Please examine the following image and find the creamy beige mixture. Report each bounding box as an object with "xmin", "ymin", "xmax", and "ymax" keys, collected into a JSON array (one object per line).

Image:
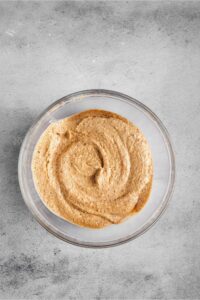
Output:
[{"xmin": 32, "ymin": 110, "xmax": 153, "ymax": 228}]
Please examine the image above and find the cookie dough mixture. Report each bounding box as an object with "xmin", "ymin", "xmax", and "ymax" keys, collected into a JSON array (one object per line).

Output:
[{"xmin": 32, "ymin": 110, "xmax": 153, "ymax": 228}]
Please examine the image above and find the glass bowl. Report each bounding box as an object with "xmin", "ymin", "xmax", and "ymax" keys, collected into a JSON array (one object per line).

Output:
[{"xmin": 18, "ymin": 90, "xmax": 175, "ymax": 248}]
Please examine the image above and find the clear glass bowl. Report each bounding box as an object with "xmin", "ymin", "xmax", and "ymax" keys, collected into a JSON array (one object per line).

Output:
[{"xmin": 18, "ymin": 90, "xmax": 175, "ymax": 248}]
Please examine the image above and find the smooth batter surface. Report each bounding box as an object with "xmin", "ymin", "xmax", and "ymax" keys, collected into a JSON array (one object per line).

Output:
[{"xmin": 32, "ymin": 110, "xmax": 153, "ymax": 228}]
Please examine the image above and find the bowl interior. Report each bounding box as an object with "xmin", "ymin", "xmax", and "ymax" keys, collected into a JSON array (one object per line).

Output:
[{"xmin": 19, "ymin": 91, "xmax": 174, "ymax": 247}]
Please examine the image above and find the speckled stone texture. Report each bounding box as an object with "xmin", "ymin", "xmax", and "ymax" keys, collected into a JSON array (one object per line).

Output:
[{"xmin": 0, "ymin": 1, "xmax": 200, "ymax": 299}]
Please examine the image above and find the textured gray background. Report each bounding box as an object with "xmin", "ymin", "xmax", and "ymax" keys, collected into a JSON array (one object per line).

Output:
[{"xmin": 0, "ymin": 1, "xmax": 200, "ymax": 299}]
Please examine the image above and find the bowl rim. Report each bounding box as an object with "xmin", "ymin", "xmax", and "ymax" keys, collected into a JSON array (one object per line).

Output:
[{"xmin": 18, "ymin": 89, "xmax": 176, "ymax": 248}]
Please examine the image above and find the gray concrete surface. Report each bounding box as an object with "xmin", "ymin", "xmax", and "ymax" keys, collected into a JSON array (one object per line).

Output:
[{"xmin": 0, "ymin": 1, "xmax": 200, "ymax": 299}]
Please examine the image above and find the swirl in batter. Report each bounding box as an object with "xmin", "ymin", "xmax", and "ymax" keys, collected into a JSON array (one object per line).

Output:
[{"xmin": 32, "ymin": 110, "xmax": 153, "ymax": 228}]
